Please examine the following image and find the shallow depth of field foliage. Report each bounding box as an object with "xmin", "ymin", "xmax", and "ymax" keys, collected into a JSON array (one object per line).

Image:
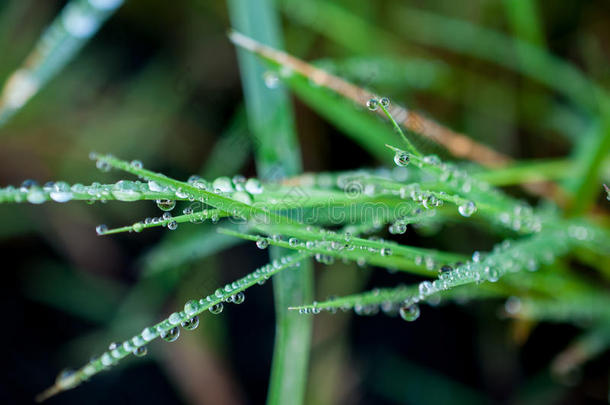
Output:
[{"xmin": 0, "ymin": 0, "xmax": 609, "ymax": 404}]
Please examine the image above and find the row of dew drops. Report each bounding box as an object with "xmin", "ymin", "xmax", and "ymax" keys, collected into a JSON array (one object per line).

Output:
[
  {"xmin": 67, "ymin": 253, "xmax": 305, "ymax": 386},
  {"xmin": 92, "ymin": 156, "xmax": 264, "ymax": 233},
  {"xmin": 292, "ymin": 226, "xmax": 588, "ymax": 323}
]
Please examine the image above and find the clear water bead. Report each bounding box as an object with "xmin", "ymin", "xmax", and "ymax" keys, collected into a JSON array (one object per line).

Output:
[
  {"xmin": 184, "ymin": 300, "xmax": 200, "ymax": 316},
  {"xmin": 133, "ymin": 346, "xmax": 147, "ymax": 357},
  {"xmin": 458, "ymin": 201, "xmax": 477, "ymax": 217},
  {"xmin": 245, "ymin": 178, "xmax": 263, "ymax": 194},
  {"xmin": 112, "ymin": 180, "xmax": 141, "ymax": 201},
  {"xmin": 380, "ymin": 97, "xmax": 390, "ymax": 107},
  {"xmin": 399, "ymin": 304, "xmax": 420, "ymax": 321},
  {"xmin": 181, "ymin": 316, "xmax": 199, "ymax": 331},
  {"xmin": 161, "ymin": 327, "xmax": 180, "ymax": 342},
  {"xmin": 366, "ymin": 98, "xmax": 379, "ymax": 111},
  {"xmin": 209, "ymin": 303, "xmax": 224, "ymax": 314},
  {"xmin": 394, "ymin": 151, "xmax": 410, "ymax": 167},
  {"xmin": 213, "ymin": 177, "xmax": 234, "ymax": 193},
  {"xmin": 156, "ymin": 199, "xmax": 176, "ymax": 211},
  {"xmin": 130, "ymin": 160, "xmax": 143, "ymax": 169},
  {"xmin": 232, "ymin": 292, "xmax": 245, "ymax": 304},
  {"xmin": 50, "ymin": 182, "xmax": 73, "ymax": 203},
  {"xmin": 256, "ymin": 237, "xmax": 269, "ymax": 249},
  {"xmin": 96, "ymin": 224, "xmax": 108, "ymax": 235}
]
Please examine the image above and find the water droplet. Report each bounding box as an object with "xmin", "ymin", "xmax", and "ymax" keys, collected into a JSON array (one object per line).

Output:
[
  {"xmin": 399, "ymin": 304, "xmax": 420, "ymax": 321},
  {"xmin": 156, "ymin": 199, "xmax": 176, "ymax": 211},
  {"xmin": 94, "ymin": 155, "xmax": 112, "ymax": 171},
  {"xmin": 132, "ymin": 222, "xmax": 144, "ymax": 232},
  {"xmin": 256, "ymin": 237, "xmax": 269, "ymax": 249},
  {"xmin": 381, "ymin": 247, "xmax": 392, "ymax": 256},
  {"xmin": 181, "ymin": 316, "xmax": 199, "ymax": 331},
  {"xmin": 439, "ymin": 265, "xmax": 452, "ymax": 274},
  {"xmin": 245, "ymin": 178, "xmax": 263, "ymax": 194},
  {"xmin": 49, "ymin": 182, "xmax": 73, "ymax": 203},
  {"xmin": 63, "ymin": 3, "xmax": 100, "ymax": 38},
  {"xmin": 366, "ymin": 98, "xmax": 379, "ymax": 111},
  {"xmin": 167, "ymin": 221, "xmax": 178, "ymax": 231},
  {"xmin": 142, "ymin": 327, "xmax": 156, "ymax": 341},
  {"xmin": 212, "ymin": 177, "xmax": 234, "ymax": 193},
  {"xmin": 458, "ymin": 201, "xmax": 477, "ymax": 217},
  {"xmin": 484, "ymin": 266, "xmax": 499, "ymax": 282},
  {"xmin": 380, "ymin": 97, "xmax": 390, "ymax": 107},
  {"xmin": 263, "ymin": 71, "xmax": 280, "ymax": 88},
  {"xmin": 393, "ymin": 151, "xmax": 410, "ymax": 167},
  {"xmin": 289, "ymin": 238, "xmax": 299, "ymax": 247},
  {"xmin": 112, "ymin": 180, "xmax": 141, "ymax": 201},
  {"xmin": 55, "ymin": 368, "xmax": 78, "ymax": 388},
  {"xmin": 96, "ymin": 224, "xmax": 108, "ymax": 235},
  {"xmin": 419, "ymin": 281, "xmax": 433, "ymax": 297},
  {"xmin": 184, "ymin": 300, "xmax": 200, "ymax": 316},
  {"xmin": 26, "ymin": 186, "xmax": 46, "ymax": 204},
  {"xmin": 161, "ymin": 327, "xmax": 180, "ymax": 342},
  {"xmin": 133, "ymin": 346, "xmax": 148, "ymax": 357},
  {"xmin": 209, "ymin": 303, "xmax": 224, "ymax": 314},
  {"xmin": 130, "ymin": 160, "xmax": 143, "ymax": 169},
  {"xmin": 232, "ymin": 191, "xmax": 252, "ymax": 205},
  {"xmin": 148, "ymin": 180, "xmax": 163, "ymax": 192},
  {"xmin": 232, "ymin": 291, "xmax": 245, "ymax": 304},
  {"xmin": 169, "ymin": 312, "xmax": 182, "ymax": 325}
]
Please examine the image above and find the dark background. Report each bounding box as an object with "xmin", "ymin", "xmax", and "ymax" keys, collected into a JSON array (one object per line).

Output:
[{"xmin": 0, "ymin": 0, "xmax": 609, "ymax": 404}]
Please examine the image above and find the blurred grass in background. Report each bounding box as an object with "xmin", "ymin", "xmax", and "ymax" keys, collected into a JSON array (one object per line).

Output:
[{"xmin": 0, "ymin": 0, "xmax": 609, "ymax": 404}]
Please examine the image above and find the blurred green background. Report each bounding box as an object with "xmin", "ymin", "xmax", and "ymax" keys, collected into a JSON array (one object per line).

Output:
[{"xmin": 0, "ymin": 0, "xmax": 609, "ymax": 404}]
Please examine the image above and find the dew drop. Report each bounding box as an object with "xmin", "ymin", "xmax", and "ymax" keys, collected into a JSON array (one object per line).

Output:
[
  {"xmin": 130, "ymin": 160, "xmax": 143, "ymax": 169},
  {"xmin": 26, "ymin": 186, "xmax": 46, "ymax": 204},
  {"xmin": 232, "ymin": 191, "xmax": 252, "ymax": 205},
  {"xmin": 169, "ymin": 312, "xmax": 182, "ymax": 325},
  {"xmin": 245, "ymin": 178, "xmax": 263, "ymax": 194},
  {"xmin": 380, "ymin": 97, "xmax": 390, "ymax": 107},
  {"xmin": 393, "ymin": 151, "xmax": 410, "ymax": 167},
  {"xmin": 419, "ymin": 281, "xmax": 433, "ymax": 297},
  {"xmin": 439, "ymin": 265, "xmax": 452, "ymax": 274},
  {"xmin": 263, "ymin": 71, "xmax": 280, "ymax": 89},
  {"xmin": 484, "ymin": 266, "xmax": 499, "ymax": 282},
  {"xmin": 148, "ymin": 180, "xmax": 163, "ymax": 192},
  {"xmin": 209, "ymin": 303, "xmax": 224, "ymax": 314},
  {"xmin": 49, "ymin": 182, "xmax": 73, "ymax": 203},
  {"xmin": 156, "ymin": 199, "xmax": 176, "ymax": 211},
  {"xmin": 213, "ymin": 177, "xmax": 234, "ymax": 193},
  {"xmin": 381, "ymin": 247, "xmax": 392, "ymax": 256},
  {"xmin": 184, "ymin": 300, "xmax": 200, "ymax": 316},
  {"xmin": 366, "ymin": 98, "xmax": 379, "ymax": 111},
  {"xmin": 96, "ymin": 224, "xmax": 108, "ymax": 235},
  {"xmin": 161, "ymin": 327, "xmax": 180, "ymax": 342},
  {"xmin": 96, "ymin": 159, "xmax": 111, "ymax": 172},
  {"xmin": 289, "ymin": 237, "xmax": 299, "ymax": 247},
  {"xmin": 458, "ymin": 201, "xmax": 477, "ymax": 217},
  {"xmin": 256, "ymin": 237, "xmax": 269, "ymax": 249},
  {"xmin": 55, "ymin": 369, "xmax": 77, "ymax": 388},
  {"xmin": 181, "ymin": 316, "xmax": 199, "ymax": 331},
  {"xmin": 399, "ymin": 304, "xmax": 420, "ymax": 322},
  {"xmin": 232, "ymin": 291, "xmax": 245, "ymax": 304},
  {"xmin": 133, "ymin": 346, "xmax": 148, "ymax": 357},
  {"xmin": 111, "ymin": 180, "xmax": 141, "ymax": 201}
]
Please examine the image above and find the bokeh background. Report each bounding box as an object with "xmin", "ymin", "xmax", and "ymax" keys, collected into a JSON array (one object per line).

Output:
[{"xmin": 1, "ymin": 0, "xmax": 609, "ymax": 404}]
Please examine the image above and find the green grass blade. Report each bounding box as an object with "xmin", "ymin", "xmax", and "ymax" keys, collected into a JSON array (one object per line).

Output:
[
  {"xmin": 36, "ymin": 251, "xmax": 311, "ymax": 401},
  {"xmin": 227, "ymin": 1, "xmax": 313, "ymax": 404},
  {"xmin": 0, "ymin": 0, "xmax": 123, "ymax": 126}
]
